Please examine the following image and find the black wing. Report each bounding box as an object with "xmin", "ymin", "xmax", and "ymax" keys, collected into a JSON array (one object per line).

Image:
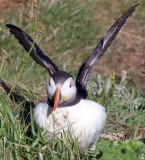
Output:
[
  {"xmin": 76, "ymin": 4, "xmax": 139, "ymax": 89},
  {"xmin": 6, "ymin": 24, "xmax": 59, "ymax": 75}
]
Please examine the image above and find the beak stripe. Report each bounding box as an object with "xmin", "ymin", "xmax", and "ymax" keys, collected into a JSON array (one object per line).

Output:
[{"xmin": 54, "ymin": 87, "xmax": 59, "ymax": 111}]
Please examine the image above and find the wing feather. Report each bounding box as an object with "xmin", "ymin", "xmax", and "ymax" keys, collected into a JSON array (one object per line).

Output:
[
  {"xmin": 6, "ymin": 24, "xmax": 59, "ymax": 75},
  {"xmin": 76, "ymin": 4, "xmax": 139, "ymax": 89}
]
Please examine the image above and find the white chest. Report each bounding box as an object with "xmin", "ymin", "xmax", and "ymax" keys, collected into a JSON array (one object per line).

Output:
[{"xmin": 33, "ymin": 99, "xmax": 107, "ymax": 150}]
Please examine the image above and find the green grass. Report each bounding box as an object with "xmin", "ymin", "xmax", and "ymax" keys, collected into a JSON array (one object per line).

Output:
[
  {"xmin": 0, "ymin": 0, "xmax": 145, "ymax": 159},
  {"xmin": 0, "ymin": 72, "xmax": 145, "ymax": 159}
]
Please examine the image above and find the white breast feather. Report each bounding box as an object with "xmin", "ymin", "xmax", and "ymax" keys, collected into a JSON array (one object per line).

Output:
[{"xmin": 33, "ymin": 99, "xmax": 107, "ymax": 151}]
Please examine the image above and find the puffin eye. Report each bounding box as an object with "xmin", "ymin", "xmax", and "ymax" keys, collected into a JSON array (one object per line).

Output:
[{"xmin": 69, "ymin": 83, "xmax": 72, "ymax": 88}]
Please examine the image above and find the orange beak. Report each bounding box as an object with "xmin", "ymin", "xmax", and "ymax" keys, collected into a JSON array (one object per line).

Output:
[{"xmin": 53, "ymin": 86, "xmax": 60, "ymax": 111}]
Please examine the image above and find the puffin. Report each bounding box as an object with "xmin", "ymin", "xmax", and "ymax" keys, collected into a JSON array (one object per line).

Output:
[{"xmin": 6, "ymin": 4, "xmax": 138, "ymax": 151}]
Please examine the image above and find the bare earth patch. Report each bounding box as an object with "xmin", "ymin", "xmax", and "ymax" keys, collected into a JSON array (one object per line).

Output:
[{"xmin": 0, "ymin": 0, "xmax": 22, "ymax": 17}]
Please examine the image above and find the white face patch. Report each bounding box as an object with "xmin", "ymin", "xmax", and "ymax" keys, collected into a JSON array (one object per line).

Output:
[
  {"xmin": 46, "ymin": 77, "xmax": 56, "ymax": 99},
  {"xmin": 46, "ymin": 76, "xmax": 77, "ymax": 104},
  {"xmin": 61, "ymin": 77, "xmax": 77, "ymax": 103}
]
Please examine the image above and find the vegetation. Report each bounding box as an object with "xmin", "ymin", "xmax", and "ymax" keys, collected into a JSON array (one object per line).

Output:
[{"xmin": 0, "ymin": 0, "xmax": 145, "ymax": 159}]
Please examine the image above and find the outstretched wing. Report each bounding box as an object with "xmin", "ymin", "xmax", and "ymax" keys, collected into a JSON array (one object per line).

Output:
[
  {"xmin": 6, "ymin": 24, "xmax": 59, "ymax": 75},
  {"xmin": 76, "ymin": 4, "xmax": 139, "ymax": 89}
]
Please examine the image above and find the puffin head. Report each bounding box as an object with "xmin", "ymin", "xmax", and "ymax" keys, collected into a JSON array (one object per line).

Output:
[{"xmin": 46, "ymin": 71, "xmax": 77, "ymax": 110}]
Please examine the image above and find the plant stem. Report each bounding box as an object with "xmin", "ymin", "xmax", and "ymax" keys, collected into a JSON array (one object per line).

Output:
[
  {"xmin": 0, "ymin": 59, "xmax": 5, "ymax": 76},
  {"xmin": 6, "ymin": 8, "xmax": 37, "ymax": 100}
]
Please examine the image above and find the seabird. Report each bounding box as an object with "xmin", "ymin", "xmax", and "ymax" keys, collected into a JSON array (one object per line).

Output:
[{"xmin": 6, "ymin": 4, "xmax": 139, "ymax": 151}]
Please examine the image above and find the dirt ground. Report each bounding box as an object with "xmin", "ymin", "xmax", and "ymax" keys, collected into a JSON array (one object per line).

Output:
[
  {"xmin": 0, "ymin": 0, "xmax": 145, "ymax": 91},
  {"xmin": 0, "ymin": 0, "xmax": 21, "ymax": 15}
]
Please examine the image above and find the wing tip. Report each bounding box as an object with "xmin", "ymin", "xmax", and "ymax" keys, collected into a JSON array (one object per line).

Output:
[
  {"xmin": 6, "ymin": 24, "xmax": 15, "ymax": 29},
  {"xmin": 127, "ymin": 3, "xmax": 140, "ymax": 14},
  {"xmin": 6, "ymin": 24, "xmax": 11, "ymax": 27},
  {"xmin": 133, "ymin": 3, "xmax": 140, "ymax": 8},
  {"xmin": 6, "ymin": 24, "xmax": 23, "ymax": 33}
]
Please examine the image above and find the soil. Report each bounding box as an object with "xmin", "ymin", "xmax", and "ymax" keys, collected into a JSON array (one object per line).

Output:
[{"xmin": 0, "ymin": 0, "xmax": 22, "ymax": 16}]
